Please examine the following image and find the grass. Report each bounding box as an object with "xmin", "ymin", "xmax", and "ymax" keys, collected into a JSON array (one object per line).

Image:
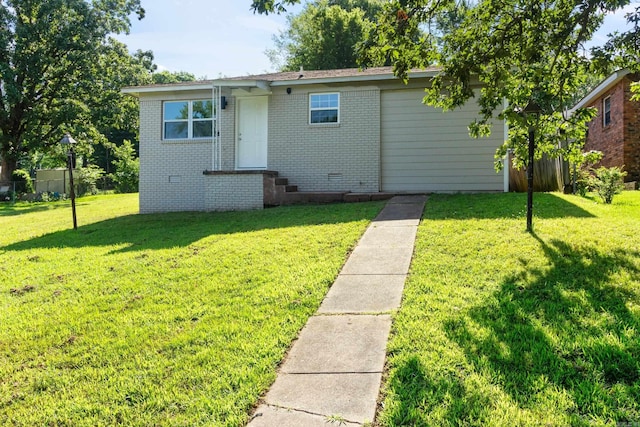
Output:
[
  {"xmin": 379, "ymin": 191, "xmax": 640, "ymax": 426},
  {"xmin": 0, "ymin": 194, "xmax": 385, "ymax": 426}
]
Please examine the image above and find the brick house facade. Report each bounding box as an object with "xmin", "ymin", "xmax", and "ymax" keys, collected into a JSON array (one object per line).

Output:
[
  {"xmin": 574, "ymin": 69, "xmax": 640, "ymax": 182},
  {"xmin": 123, "ymin": 67, "xmax": 508, "ymax": 213}
]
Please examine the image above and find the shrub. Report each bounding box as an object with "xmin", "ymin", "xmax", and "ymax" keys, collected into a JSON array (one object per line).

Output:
[
  {"xmin": 11, "ymin": 169, "xmax": 34, "ymax": 194},
  {"xmin": 75, "ymin": 165, "xmax": 105, "ymax": 196},
  {"xmin": 111, "ymin": 140, "xmax": 139, "ymax": 193},
  {"xmin": 575, "ymin": 168, "xmax": 593, "ymax": 197},
  {"xmin": 590, "ymin": 166, "xmax": 627, "ymax": 204}
]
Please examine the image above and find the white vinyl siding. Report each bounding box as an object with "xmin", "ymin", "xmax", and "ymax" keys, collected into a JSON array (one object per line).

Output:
[{"xmin": 381, "ymin": 89, "xmax": 503, "ymax": 192}]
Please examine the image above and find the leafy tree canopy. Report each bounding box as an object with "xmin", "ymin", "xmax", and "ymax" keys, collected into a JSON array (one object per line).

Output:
[
  {"xmin": 252, "ymin": 0, "xmax": 635, "ymax": 170},
  {"xmin": 267, "ymin": 0, "xmax": 386, "ymax": 71},
  {"xmin": 0, "ymin": 0, "xmax": 145, "ymax": 182},
  {"xmin": 151, "ymin": 70, "xmax": 197, "ymax": 84}
]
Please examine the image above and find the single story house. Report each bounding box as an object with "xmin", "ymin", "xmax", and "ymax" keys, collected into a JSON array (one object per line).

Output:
[
  {"xmin": 572, "ymin": 68, "xmax": 640, "ymax": 183},
  {"xmin": 122, "ymin": 67, "xmax": 509, "ymax": 213}
]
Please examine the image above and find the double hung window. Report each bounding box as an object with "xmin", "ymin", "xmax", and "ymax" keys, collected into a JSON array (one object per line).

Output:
[
  {"xmin": 603, "ymin": 96, "xmax": 611, "ymax": 127},
  {"xmin": 164, "ymin": 100, "xmax": 213, "ymax": 139},
  {"xmin": 309, "ymin": 93, "xmax": 339, "ymax": 124}
]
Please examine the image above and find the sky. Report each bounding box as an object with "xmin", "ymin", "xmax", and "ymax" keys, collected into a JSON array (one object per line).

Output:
[
  {"xmin": 115, "ymin": 0, "xmax": 638, "ymax": 79},
  {"xmin": 115, "ymin": 0, "xmax": 303, "ymax": 79}
]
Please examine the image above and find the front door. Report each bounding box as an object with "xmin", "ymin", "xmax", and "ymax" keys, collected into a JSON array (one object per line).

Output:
[{"xmin": 237, "ymin": 97, "xmax": 268, "ymax": 169}]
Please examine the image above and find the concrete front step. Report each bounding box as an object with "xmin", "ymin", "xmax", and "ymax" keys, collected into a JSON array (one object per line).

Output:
[
  {"xmin": 343, "ymin": 192, "xmax": 395, "ymax": 203},
  {"xmin": 274, "ymin": 177, "xmax": 288, "ymax": 186},
  {"xmin": 281, "ymin": 191, "xmax": 348, "ymax": 205}
]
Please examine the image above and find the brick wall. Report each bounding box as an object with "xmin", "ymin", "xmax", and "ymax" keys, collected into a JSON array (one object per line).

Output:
[
  {"xmin": 203, "ymin": 173, "xmax": 263, "ymax": 211},
  {"xmin": 268, "ymin": 87, "xmax": 380, "ymax": 192},
  {"xmin": 623, "ymin": 76, "xmax": 640, "ymax": 182},
  {"xmin": 584, "ymin": 75, "xmax": 640, "ymax": 182},
  {"xmin": 138, "ymin": 91, "xmax": 218, "ymax": 213}
]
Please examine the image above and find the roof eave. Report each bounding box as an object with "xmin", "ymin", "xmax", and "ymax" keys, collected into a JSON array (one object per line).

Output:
[
  {"xmin": 570, "ymin": 68, "xmax": 631, "ymax": 113},
  {"xmin": 121, "ymin": 80, "xmax": 271, "ymax": 96},
  {"xmin": 269, "ymin": 69, "xmax": 439, "ymax": 86}
]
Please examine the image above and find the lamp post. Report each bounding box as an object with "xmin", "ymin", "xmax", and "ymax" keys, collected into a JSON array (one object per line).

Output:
[
  {"xmin": 522, "ymin": 101, "xmax": 542, "ymax": 232},
  {"xmin": 60, "ymin": 134, "xmax": 78, "ymax": 230}
]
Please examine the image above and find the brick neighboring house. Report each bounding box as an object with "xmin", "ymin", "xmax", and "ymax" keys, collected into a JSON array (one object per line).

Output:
[
  {"xmin": 123, "ymin": 67, "xmax": 509, "ymax": 213},
  {"xmin": 573, "ymin": 69, "xmax": 640, "ymax": 183}
]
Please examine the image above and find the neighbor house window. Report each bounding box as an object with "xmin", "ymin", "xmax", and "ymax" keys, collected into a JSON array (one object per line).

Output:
[
  {"xmin": 164, "ymin": 100, "xmax": 213, "ymax": 139},
  {"xmin": 309, "ymin": 93, "xmax": 339, "ymax": 124},
  {"xmin": 603, "ymin": 96, "xmax": 611, "ymax": 127}
]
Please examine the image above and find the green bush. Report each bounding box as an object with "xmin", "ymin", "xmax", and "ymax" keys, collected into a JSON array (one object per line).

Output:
[
  {"xmin": 75, "ymin": 165, "xmax": 105, "ymax": 196},
  {"xmin": 11, "ymin": 169, "xmax": 34, "ymax": 194},
  {"xmin": 575, "ymin": 168, "xmax": 593, "ymax": 197},
  {"xmin": 111, "ymin": 140, "xmax": 139, "ymax": 193},
  {"xmin": 590, "ymin": 166, "xmax": 627, "ymax": 204}
]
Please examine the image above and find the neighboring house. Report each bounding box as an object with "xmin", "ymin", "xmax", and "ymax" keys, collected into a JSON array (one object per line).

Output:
[
  {"xmin": 122, "ymin": 67, "xmax": 508, "ymax": 213},
  {"xmin": 572, "ymin": 69, "xmax": 640, "ymax": 183}
]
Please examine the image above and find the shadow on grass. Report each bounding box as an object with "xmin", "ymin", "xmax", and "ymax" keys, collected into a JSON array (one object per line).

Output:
[
  {"xmin": 425, "ymin": 193, "xmax": 594, "ymax": 220},
  {"xmin": 385, "ymin": 234, "xmax": 640, "ymax": 424},
  {"xmin": 2, "ymin": 202, "xmax": 383, "ymax": 253},
  {"xmin": 442, "ymin": 234, "xmax": 640, "ymax": 421},
  {"xmin": 0, "ymin": 201, "xmax": 72, "ymax": 217}
]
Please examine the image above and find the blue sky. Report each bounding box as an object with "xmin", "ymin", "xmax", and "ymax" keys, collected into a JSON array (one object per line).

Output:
[{"xmin": 115, "ymin": 0, "xmax": 638, "ymax": 79}]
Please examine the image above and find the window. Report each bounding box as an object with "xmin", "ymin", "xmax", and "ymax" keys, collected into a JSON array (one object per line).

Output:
[
  {"xmin": 309, "ymin": 93, "xmax": 339, "ymax": 124},
  {"xmin": 164, "ymin": 100, "xmax": 213, "ymax": 139},
  {"xmin": 603, "ymin": 96, "xmax": 611, "ymax": 127}
]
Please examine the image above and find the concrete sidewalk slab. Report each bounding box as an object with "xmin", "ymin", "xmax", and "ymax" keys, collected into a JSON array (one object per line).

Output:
[
  {"xmin": 340, "ymin": 245, "xmax": 414, "ymax": 275},
  {"xmin": 374, "ymin": 203, "xmax": 425, "ymax": 223},
  {"xmin": 388, "ymin": 195, "xmax": 428, "ymax": 204},
  {"xmin": 247, "ymin": 195, "xmax": 427, "ymax": 426},
  {"xmin": 319, "ymin": 275, "xmax": 406, "ymax": 314},
  {"xmin": 357, "ymin": 225, "xmax": 417, "ymax": 248},
  {"xmin": 249, "ymin": 405, "xmax": 360, "ymax": 427},
  {"xmin": 281, "ymin": 315, "xmax": 391, "ymax": 373},
  {"xmin": 262, "ymin": 372, "xmax": 381, "ymax": 423}
]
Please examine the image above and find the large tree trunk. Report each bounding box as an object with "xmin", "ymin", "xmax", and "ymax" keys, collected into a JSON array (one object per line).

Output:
[{"xmin": 0, "ymin": 157, "xmax": 18, "ymax": 184}]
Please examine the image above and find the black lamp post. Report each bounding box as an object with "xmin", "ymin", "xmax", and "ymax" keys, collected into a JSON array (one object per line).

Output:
[
  {"xmin": 522, "ymin": 101, "xmax": 542, "ymax": 232},
  {"xmin": 60, "ymin": 134, "xmax": 78, "ymax": 230}
]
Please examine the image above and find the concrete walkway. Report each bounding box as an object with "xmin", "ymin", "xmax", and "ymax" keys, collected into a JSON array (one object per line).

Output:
[{"xmin": 248, "ymin": 195, "xmax": 427, "ymax": 427}]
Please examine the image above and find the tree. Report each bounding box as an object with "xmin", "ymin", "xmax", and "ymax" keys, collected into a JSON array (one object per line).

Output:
[
  {"xmin": 267, "ymin": 0, "xmax": 385, "ymax": 71},
  {"xmin": 111, "ymin": 140, "xmax": 139, "ymax": 193},
  {"xmin": 151, "ymin": 70, "xmax": 197, "ymax": 84},
  {"xmin": 0, "ymin": 0, "xmax": 145, "ymax": 183},
  {"xmin": 254, "ymin": 0, "xmax": 631, "ymax": 230}
]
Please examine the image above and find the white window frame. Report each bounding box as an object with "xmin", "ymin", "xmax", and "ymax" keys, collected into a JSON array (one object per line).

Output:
[
  {"xmin": 163, "ymin": 100, "xmax": 214, "ymax": 140},
  {"xmin": 603, "ymin": 96, "xmax": 611, "ymax": 127},
  {"xmin": 309, "ymin": 92, "xmax": 340, "ymax": 125}
]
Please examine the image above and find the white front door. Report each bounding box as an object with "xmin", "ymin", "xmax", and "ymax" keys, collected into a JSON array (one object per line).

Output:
[{"xmin": 237, "ymin": 97, "xmax": 268, "ymax": 169}]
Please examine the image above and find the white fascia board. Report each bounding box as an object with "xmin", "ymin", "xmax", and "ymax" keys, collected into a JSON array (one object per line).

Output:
[
  {"xmin": 121, "ymin": 80, "xmax": 271, "ymax": 96},
  {"xmin": 122, "ymin": 83, "xmax": 215, "ymax": 96},
  {"xmin": 569, "ymin": 69, "xmax": 631, "ymax": 114},
  {"xmin": 269, "ymin": 70, "xmax": 440, "ymax": 87}
]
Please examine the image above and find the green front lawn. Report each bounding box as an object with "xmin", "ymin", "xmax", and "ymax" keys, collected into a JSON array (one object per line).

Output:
[
  {"xmin": 380, "ymin": 192, "xmax": 640, "ymax": 426},
  {"xmin": 0, "ymin": 194, "xmax": 384, "ymax": 426}
]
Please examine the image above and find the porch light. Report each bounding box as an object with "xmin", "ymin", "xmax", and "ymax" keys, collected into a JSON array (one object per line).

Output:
[{"xmin": 60, "ymin": 133, "xmax": 78, "ymax": 230}]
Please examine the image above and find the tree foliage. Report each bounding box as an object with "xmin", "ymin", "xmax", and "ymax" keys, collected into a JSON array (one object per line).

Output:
[
  {"xmin": 267, "ymin": 0, "xmax": 385, "ymax": 71},
  {"xmin": 111, "ymin": 140, "xmax": 139, "ymax": 193},
  {"xmin": 0, "ymin": 0, "xmax": 146, "ymax": 182},
  {"xmin": 591, "ymin": 5, "xmax": 639, "ymax": 73},
  {"xmin": 252, "ymin": 0, "xmax": 633, "ymax": 171},
  {"xmin": 151, "ymin": 70, "xmax": 197, "ymax": 84}
]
